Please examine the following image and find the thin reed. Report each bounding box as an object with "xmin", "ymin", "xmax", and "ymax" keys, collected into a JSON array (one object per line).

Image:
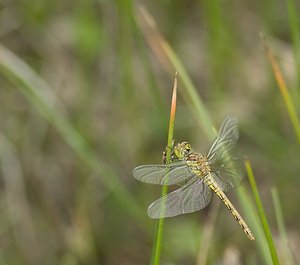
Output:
[
  {"xmin": 245, "ymin": 160, "xmax": 280, "ymax": 265},
  {"xmin": 151, "ymin": 73, "xmax": 178, "ymax": 265}
]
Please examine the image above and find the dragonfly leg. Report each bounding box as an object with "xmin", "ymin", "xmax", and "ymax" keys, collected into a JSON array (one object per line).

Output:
[{"xmin": 162, "ymin": 139, "xmax": 175, "ymax": 163}]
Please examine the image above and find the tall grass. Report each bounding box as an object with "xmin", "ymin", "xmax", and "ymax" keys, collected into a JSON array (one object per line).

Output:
[{"xmin": 0, "ymin": 1, "xmax": 298, "ymax": 264}]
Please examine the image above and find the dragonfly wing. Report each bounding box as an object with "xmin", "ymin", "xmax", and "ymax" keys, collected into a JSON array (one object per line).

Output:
[
  {"xmin": 207, "ymin": 116, "xmax": 239, "ymax": 163},
  {"xmin": 207, "ymin": 117, "xmax": 243, "ymax": 191},
  {"xmin": 133, "ymin": 160, "xmax": 194, "ymax": 185},
  {"xmin": 147, "ymin": 177, "xmax": 212, "ymax": 218},
  {"xmin": 210, "ymin": 157, "xmax": 244, "ymax": 191}
]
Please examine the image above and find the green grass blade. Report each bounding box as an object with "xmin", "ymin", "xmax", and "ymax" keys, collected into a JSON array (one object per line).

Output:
[
  {"xmin": 271, "ymin": 187, "xmax": 296, "ymax": 265},
  {"xmin": 151, "ymin": 73, "xmax": 178, "ymax": 265},
  {"xmin": 237, "ymin": 186, "xmax": 273, "ymax": 265},
  {"xmin": 245, "ymin": 160, "xmax": 280, "ymax": 265},
  {"xmin": 0, "ymin": 44, "xmax": 144, "ymax": 222}
]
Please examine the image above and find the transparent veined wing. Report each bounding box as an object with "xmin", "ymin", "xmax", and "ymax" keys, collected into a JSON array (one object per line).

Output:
[
  {"xmin": 210, "ymin": 157, "xmax": 244, "ymax": 192},
  {"xmin": 207, "ymin": 116, "xmax": 239, "ymax": 163},
  {"xmin": 132, "ymin": 160, "xmax": 194, "ymax": 185},
  {"xmin": 147, "ymin": 177, "xmax": 212, "ymax": 218}
]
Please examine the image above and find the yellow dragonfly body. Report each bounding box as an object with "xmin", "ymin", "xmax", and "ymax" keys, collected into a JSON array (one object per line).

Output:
[{"xmin": 133, "ymin": 116, "xmax": 255, "ymax": 240}]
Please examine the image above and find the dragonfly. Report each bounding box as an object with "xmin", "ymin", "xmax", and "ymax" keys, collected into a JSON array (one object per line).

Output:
[{"xmin": 133, "ymin": 116, "xmax": 255, "ymax": 240}]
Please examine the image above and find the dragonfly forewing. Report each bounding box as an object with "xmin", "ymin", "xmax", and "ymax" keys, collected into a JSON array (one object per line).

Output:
[
  {"xmin": 207, "ymin": 116, "xmax": 239, "ymax": 163},
  {"xmin": 147, "ymin": 177, "xmax": 212, "ymax": 218},
  {"xmin": 132, "ymin": 160, "xmax": 194, "ymax": 185}
]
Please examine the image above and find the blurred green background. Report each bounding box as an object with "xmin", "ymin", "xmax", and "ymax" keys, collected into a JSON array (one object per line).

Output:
[{"xmin": 0, "ymin": 0, "xmax": 299, "ymax": 264}]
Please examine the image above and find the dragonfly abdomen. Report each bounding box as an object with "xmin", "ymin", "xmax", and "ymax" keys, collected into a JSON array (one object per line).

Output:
[{"xmin": 204, "ymin": 174, "xmax": 255, "ymax": 240}]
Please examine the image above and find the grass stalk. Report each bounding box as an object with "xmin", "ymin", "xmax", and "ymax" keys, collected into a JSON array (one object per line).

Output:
[
  {"xmin": 245, "ymin": 160, "xmax": 280, "ymax": 265},
  {"xmin": 271, "ymin": 187, "xmax": 295, "ymax": 265},
  {"xmin": 237, "ymin": 186, "xmax": 273, "ymax": 264},
  {"xmin": 151, "ymin": 73, "xmax": 178, "ymax": 265},
  {"xmin": 261, "ymin": 35, "xmax": 300, "ymax": 144}
]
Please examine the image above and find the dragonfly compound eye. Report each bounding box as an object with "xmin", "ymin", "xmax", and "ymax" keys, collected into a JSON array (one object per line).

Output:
[
  {"xmin": 185, "ymin": 143, "xmax": 191, "ymax": 150},
  {"xmin": 184, "ymin": 143, "xmax": 191, "ymax": 154}
]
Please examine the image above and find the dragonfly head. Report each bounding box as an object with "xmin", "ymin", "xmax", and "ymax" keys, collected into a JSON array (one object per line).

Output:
[{"xmin": 174, "ymin": 141, "xmax": 192, "ymax": 159}]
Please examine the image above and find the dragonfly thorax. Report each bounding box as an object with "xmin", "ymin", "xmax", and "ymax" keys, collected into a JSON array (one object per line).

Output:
[{"xmin": 186, "ymin": 153, "xmax": 211, "ymax": 177}]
